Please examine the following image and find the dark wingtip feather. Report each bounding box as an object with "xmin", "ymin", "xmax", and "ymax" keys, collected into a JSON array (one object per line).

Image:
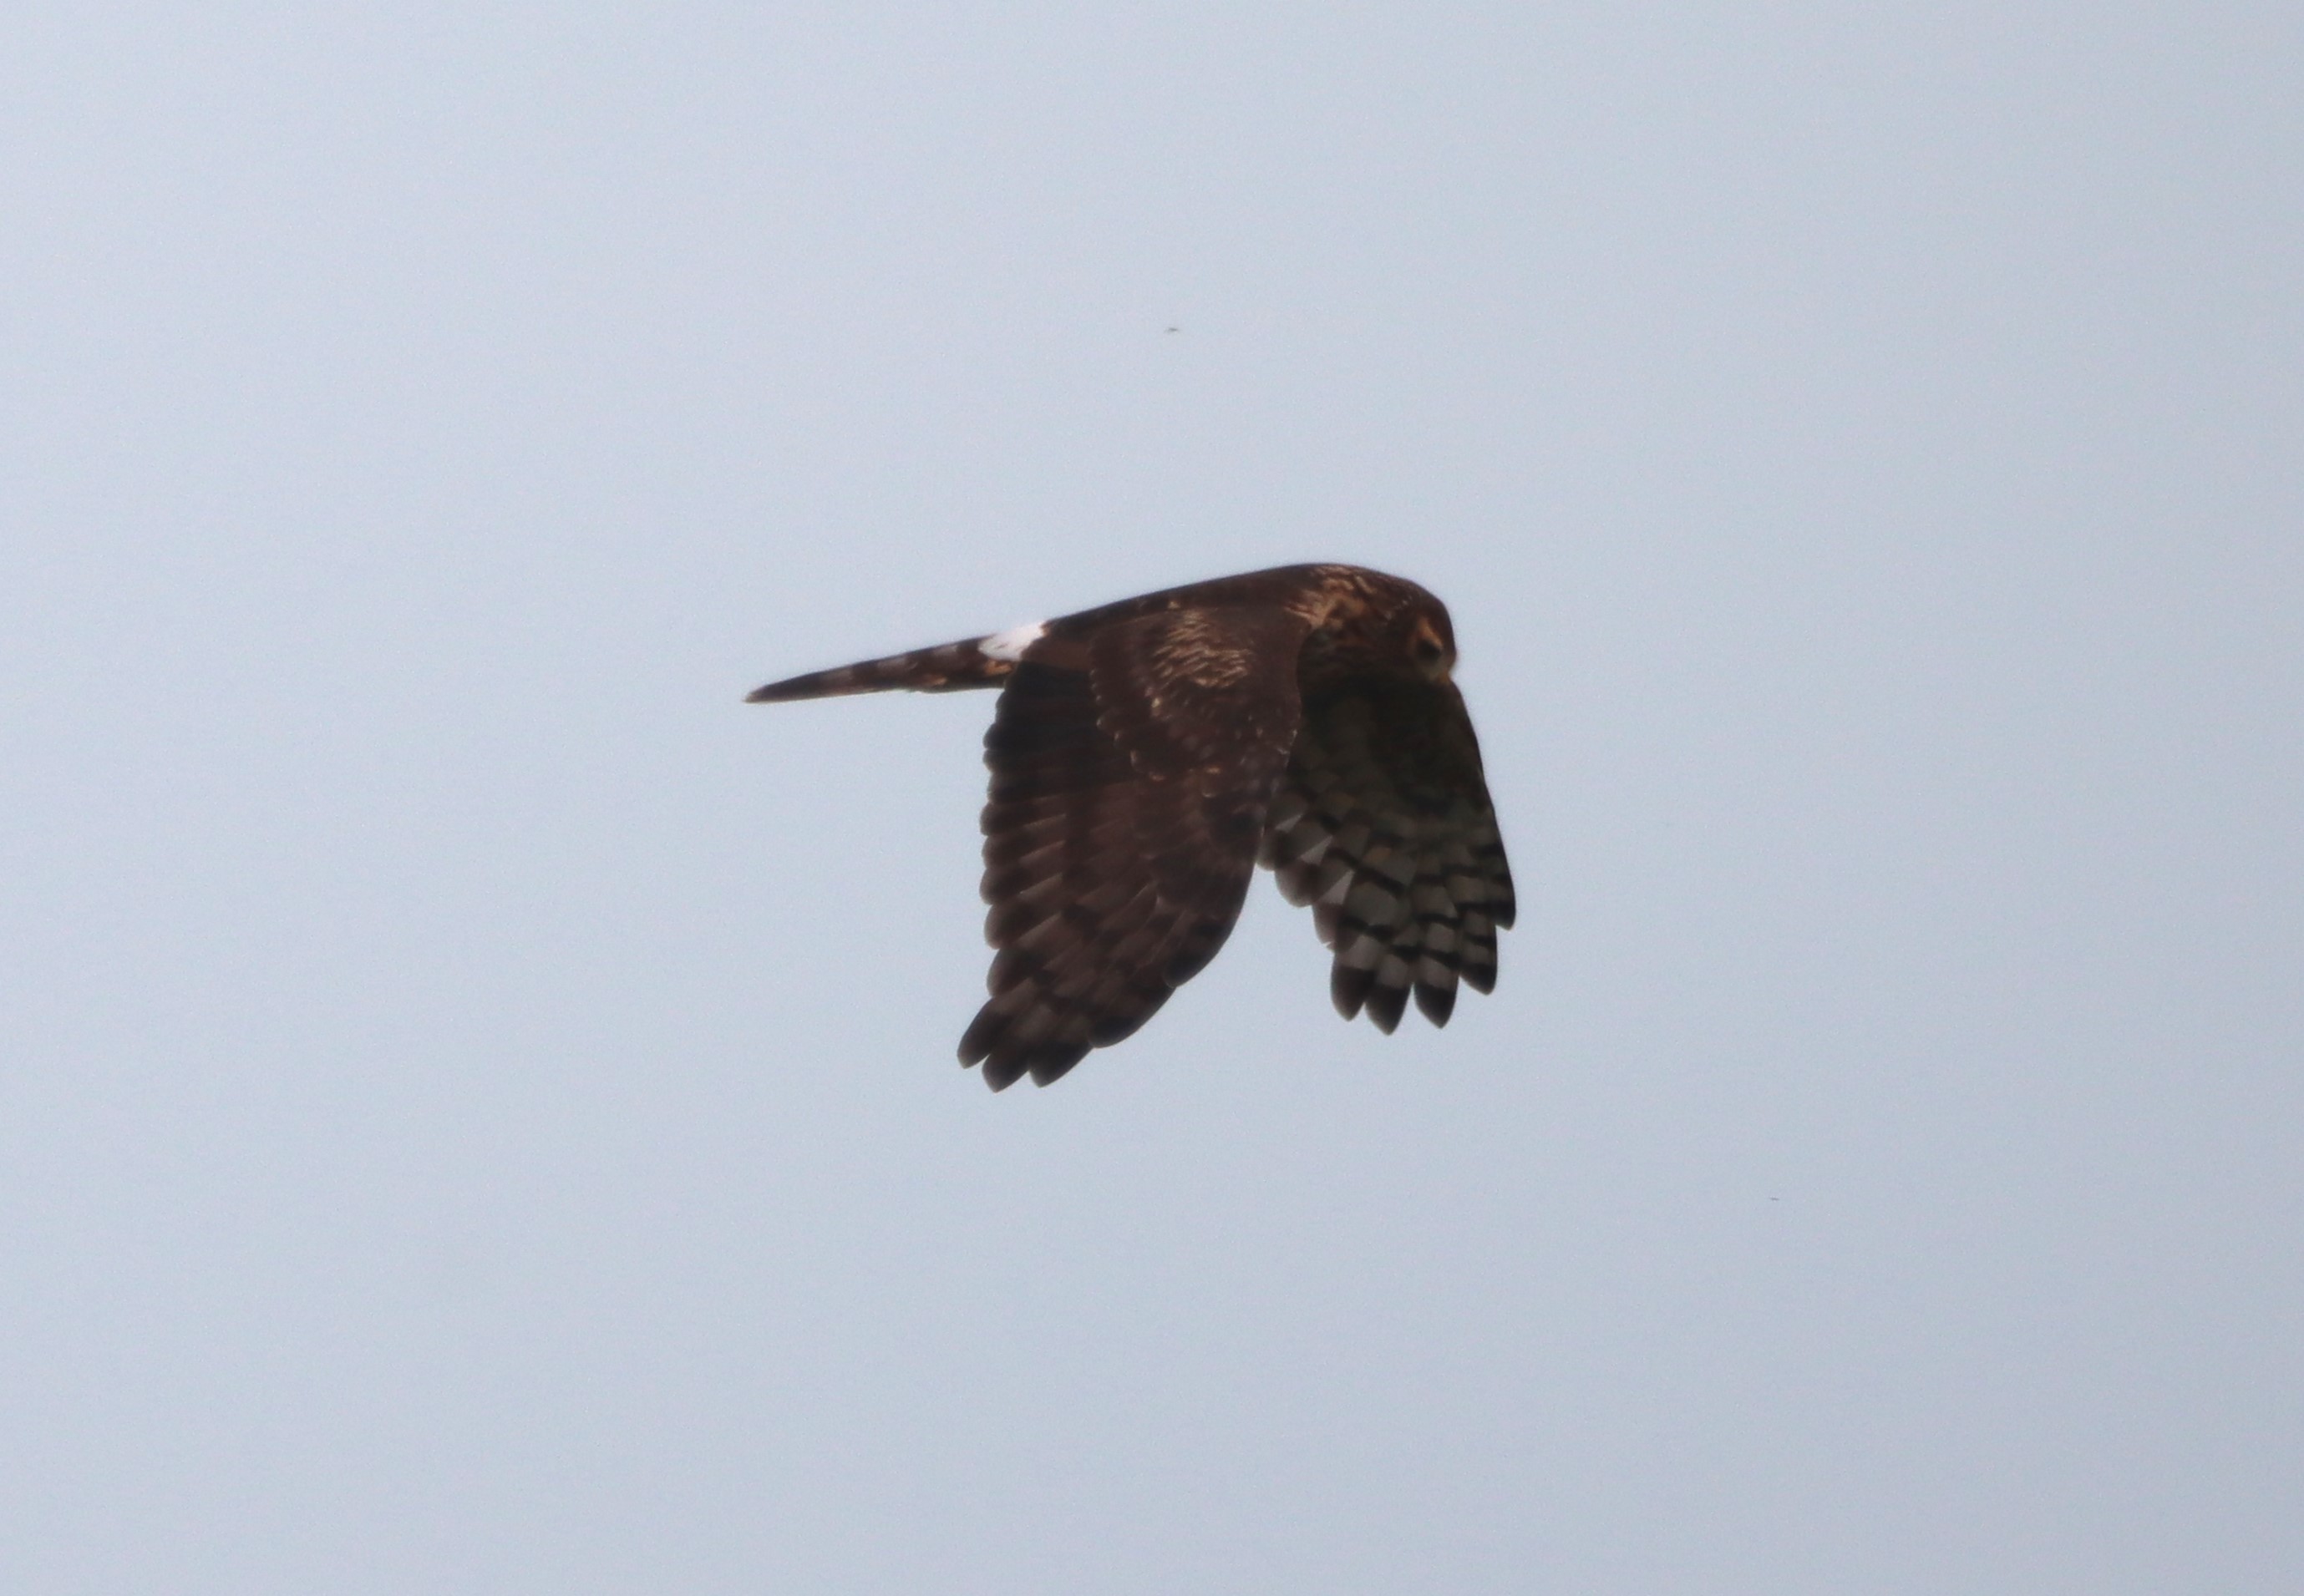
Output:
[
  {"xmin": 1028, "ymin": 1045, "xmax": 1089, "ymax": 1087},
  {"xmin": 960, "ymin": 1004, "xmax": 1089, "ymax": 1091},
  {"xmin": 977, "ymin": 1056, "xmax": 1026, "ymax": 1092},
  {"xmin": 964, "ymin": 1026, "xmax": 1032, "ymax": 1092},
  {"xmin": 958, "ymin": 1008, "xmax": 1001, "ymax": 1066},
  {"xmin": 1413, "ymin": 980, "xmax": 1457, "ymax": 1026},
  {"xmin": 1363, "ymin": 980, "xmax": 1408, "ymax": 1034}
]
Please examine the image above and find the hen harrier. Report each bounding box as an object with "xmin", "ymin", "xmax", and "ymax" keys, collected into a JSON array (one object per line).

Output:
[{"xmin": 749, "ymin": 563, "xmax": 1514, "ymax": 1089}]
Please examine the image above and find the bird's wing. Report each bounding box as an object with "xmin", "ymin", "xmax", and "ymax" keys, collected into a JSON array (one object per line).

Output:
[
  {"xmin": 1261, "ymin": 676, "xmax": 1514, "ymax": 1031},
  {"xmin": 962, "ymin": 605, "xmax": 1312, "ymax": 1088}
]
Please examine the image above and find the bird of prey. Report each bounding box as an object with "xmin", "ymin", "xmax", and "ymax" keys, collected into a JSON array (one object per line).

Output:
[{"xmin": 749, "ymin": 563, "xmax": 1514, "ymax": 1090}]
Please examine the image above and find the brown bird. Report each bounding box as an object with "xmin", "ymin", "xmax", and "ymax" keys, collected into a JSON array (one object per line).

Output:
[{"xmin": 749, "ymin": 563, "xmax": 1515, "ymax": 1089}]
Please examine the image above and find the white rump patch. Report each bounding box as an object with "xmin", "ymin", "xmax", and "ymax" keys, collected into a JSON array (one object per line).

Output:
[{"xmin": 979, "ymin": 621, "xmax": 1046, "ymax": 662}]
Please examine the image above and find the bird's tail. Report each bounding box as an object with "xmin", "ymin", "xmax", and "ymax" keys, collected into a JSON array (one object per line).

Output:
[{"xmin": 746, "ymin": 636, "xmax": 1016, "ymax": 703}]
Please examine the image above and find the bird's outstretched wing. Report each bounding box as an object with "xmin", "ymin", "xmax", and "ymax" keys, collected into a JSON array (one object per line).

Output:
[
  {"xmin": 1260, "ymin": 677, "xmax": 1515, "ymax": 1033},
  {"xmin": 962, "ymin": 605, "xmax": 1312, "ymax": 1088}
]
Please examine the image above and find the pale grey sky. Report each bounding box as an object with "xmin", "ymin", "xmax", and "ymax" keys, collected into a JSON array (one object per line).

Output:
[{"xmin": 3, "ymin": 4, "xmax": 2300, "ymax": 1592}]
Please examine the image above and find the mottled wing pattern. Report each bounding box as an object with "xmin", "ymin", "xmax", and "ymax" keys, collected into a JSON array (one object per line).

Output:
[
  {"xmin": 962, "ymin": 606, "xmax": 1312, "ymax": 1089},
  {"xmin": 1259, "ymin": 679, "xmax": 1515, "ymax": 1032}
]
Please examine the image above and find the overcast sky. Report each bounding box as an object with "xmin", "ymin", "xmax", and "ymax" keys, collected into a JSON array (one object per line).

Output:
[{"xmin": 4, "ymin": 4, "xmax": 2300, "ymax": 1592}]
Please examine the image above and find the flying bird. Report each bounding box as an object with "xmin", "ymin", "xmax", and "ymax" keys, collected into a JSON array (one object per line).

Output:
[{"xmin": 749, "ymin": 563, "xmax": 1514, "ymax": 1090}]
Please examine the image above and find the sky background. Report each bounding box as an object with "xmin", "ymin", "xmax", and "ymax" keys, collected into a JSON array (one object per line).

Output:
[{"xmin": 4, "ymin": 3, "xmax": 2300, "ymax": 1592}]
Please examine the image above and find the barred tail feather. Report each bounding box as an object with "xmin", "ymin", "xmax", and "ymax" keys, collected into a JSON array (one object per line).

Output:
[{"xmin": 746, "ymin": 637, "xmax": 1016, "ymax": 703}]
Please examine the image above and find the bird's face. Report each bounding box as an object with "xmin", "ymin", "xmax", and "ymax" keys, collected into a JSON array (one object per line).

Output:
[{"xmin": 1402, "ymin": 605, "xmax": 1457, "ymax": 682}]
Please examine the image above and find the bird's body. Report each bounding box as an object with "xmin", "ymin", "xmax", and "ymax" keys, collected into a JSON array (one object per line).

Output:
[{"xmin": 750, "ymin": 563, "xmax": 1514, "ymax": 1089}]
